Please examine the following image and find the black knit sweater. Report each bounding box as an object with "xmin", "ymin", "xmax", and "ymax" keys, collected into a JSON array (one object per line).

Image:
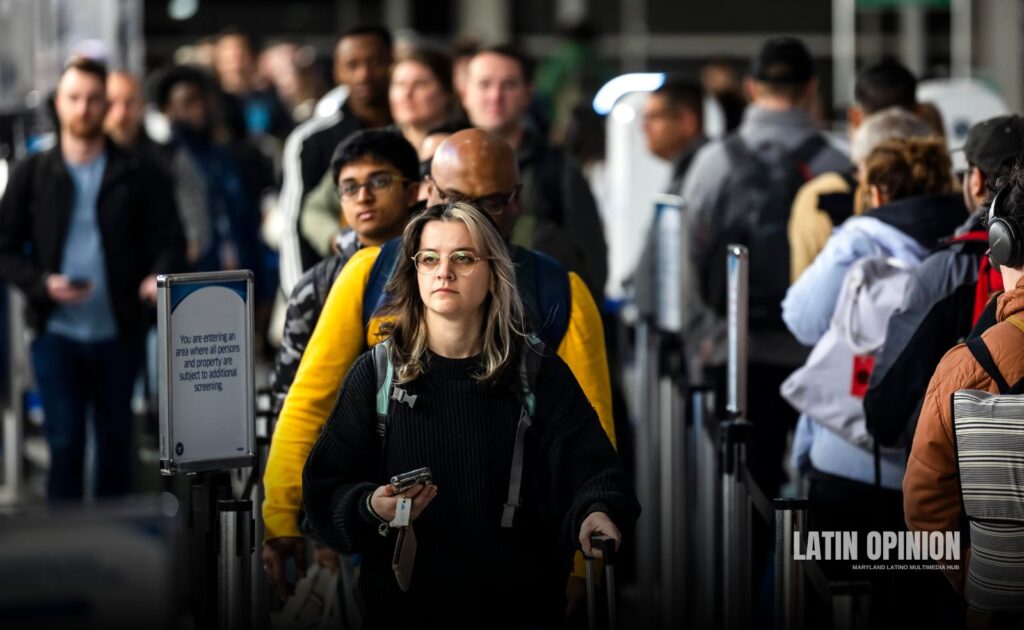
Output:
[{"xmin": 302, "ymin": 345, "xmax": 638, "ymax": 628}]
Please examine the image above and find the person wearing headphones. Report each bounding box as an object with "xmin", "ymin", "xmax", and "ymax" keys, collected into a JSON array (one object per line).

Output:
[{"xmin": 904, "ymin": 167, "xmax": 1024, "ymax": 628}]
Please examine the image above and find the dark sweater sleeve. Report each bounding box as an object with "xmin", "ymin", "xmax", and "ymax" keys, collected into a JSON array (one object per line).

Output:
[
  {"xmin": 302, "ymin": 351, "xmax": 392, "ymax": 554},
  {"xmin": 532, "ymin": 350, "xmax": 640, "ymax": 557}
]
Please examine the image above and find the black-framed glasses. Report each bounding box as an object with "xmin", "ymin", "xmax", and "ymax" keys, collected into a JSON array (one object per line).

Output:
[
  {"xmin": 339, "ymin": 172, "xmax": 411, "ymax": 198},
  {"xmin": 435, "ymin": 184, "xmax": 520, "ymax": 217},
  {"xmin": 411, "ymin": 250, "xmax": 491, "ymax": 277}
]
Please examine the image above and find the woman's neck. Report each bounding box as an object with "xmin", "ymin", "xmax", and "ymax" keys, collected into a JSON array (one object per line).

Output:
[{"xmin": 424, "ymin": 311, "xmax": 483, "ymax": 358}]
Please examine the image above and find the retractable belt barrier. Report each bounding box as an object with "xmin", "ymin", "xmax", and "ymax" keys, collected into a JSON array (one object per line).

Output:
[
  {"xmin": 630, "ymin": 194, "xmax": 690, "ymax": 629},
  {"xmin": 676, "ymin": 246, "xmax": 873, "ymax": 630}
]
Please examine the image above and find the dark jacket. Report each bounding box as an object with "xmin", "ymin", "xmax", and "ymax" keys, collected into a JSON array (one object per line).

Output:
[
  {"xmin": 279, "ymin": 101, "xmax": 365, "ymax": 294},
  {"xmin": 865, "ymin": 211, "xmax": 992, "ymax": 447},
  {"xmin": 514, "ymin": 126, "xmax": 608, "ymax": 304},
  {"xmin": 0, "ymin": 141, "xmax": 186, "ymax": 344}
]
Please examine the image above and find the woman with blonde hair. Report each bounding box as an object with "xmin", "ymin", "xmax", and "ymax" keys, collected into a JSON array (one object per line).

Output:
[{"xmin": 302, "ymin": 201, "xmax": 637, "ymax": 628}]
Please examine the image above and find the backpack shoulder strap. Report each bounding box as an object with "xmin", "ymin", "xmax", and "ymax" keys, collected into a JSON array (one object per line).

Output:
[
  {"xmin": 362, "ymin": 238, "xmax": 404, "ymax": 328},
  {"xmin": 373, "ymin": 340, "xmax": 394, "ymax": 444},
  {"xmin": 512, "ymin": 246, "xmax": 572, "ymax": 348},
  {"xmin": 518, "ymin": 335, "xmax": 545, "ymax": 417},
  {"xmin": 839, "ymin": 168, "xmax": 858, "ymax": 191},
  {"xmin": 966, "ymin": 336, "xmax": 1012, "ymax": 395},
  {"xmin": 502, "ymin": 335, "xmax": 546, "ymax": 528}
]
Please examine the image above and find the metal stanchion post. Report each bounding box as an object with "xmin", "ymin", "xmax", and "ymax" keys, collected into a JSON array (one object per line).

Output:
[
  {"xmin": 0, "ymin": 287, "xmax": 27, "ymax": 504},
  {"xmin": 218, "ymin": 499, "xmax": 253, "ymax": 630},
  {"xmin": 721, "ymin": 420, "xmax": 752, "ymax": 630},
  {"xmin": 251, "ymin": 398, "xmax": 272, "ymax": 630},
  {"xmin": 658, "ymin": 338, "xmax": 686, "ymax": 629},
  {"xmin": 774, "ymin": 499, "xmax": 808, "ymax": 630},
  {"xmin": 691, "ymin": 386, "xmax": 719, "ymax": 627},
  {"xmin": 726, "ymin": 245, "xmax": 749, "ymax": 420},
  {"xmin": 633, "ymin": 322, "xmax": 661, "ymax": 624},
  {"xmin": 722, "ymin": 244, "xmax": 750, "ymax": 630}
]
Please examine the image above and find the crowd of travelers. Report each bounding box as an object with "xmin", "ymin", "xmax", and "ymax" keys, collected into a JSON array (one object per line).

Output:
[{"xmin": 1, "ymin": 21, "xmax": 1023, "ymax": 629}]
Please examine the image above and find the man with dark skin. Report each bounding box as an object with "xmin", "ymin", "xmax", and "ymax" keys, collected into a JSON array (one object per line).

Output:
[
  {"xmin": 279, "ymin": 26, "xmax": 394, "ymax": 295},
  {"xmin": 333, "ymin": 33, "xmax": 392, "ymax": 129}
]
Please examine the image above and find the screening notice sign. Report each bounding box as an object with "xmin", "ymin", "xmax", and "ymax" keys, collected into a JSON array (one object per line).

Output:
[{"xmin": 157, "ymin": 271, "xmax": 255, "ymax": 474}]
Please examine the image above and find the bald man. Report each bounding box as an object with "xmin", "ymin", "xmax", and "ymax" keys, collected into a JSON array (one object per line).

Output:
[
  {"xmin": 104, "ymin": 72, "xmax": 149, "ymax": 150},
  {"xmin": 263, "ymin": 129, "xmax": 615, "ymax": 603}
]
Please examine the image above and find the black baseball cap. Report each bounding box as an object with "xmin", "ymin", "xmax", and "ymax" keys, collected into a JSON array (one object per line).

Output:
[
  {"xmin": 751, "ymin": 36, "xmax": 814, "ymax": 85},
  {"xmin": 962, "ymin": 115, "xmax": 1024, "ymax": 179}
]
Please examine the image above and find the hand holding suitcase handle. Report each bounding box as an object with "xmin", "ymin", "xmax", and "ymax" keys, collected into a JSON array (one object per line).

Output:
[
  {"xmin": 581, "ymin": 521, "xmax": 621, "ymax": 630},
  {"xmin": 578, "ymin": 511, "xmax": 621, "ymax": 560}
]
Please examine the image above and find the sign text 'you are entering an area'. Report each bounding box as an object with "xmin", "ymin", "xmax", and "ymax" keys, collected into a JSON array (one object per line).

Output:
[{"xmin": 157, "ymin": 271, "xmax": 255, "ymax": 474}]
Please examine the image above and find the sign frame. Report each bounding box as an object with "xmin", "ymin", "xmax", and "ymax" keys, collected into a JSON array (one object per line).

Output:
[{"xmin": 157, "ymin": 270, "xmax": 255, "ymax": 475}]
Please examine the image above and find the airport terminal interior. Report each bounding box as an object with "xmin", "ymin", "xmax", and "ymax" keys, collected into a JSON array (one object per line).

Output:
[{"xmin": 1, "ymin": 0, "xmax": 1024, "ymax": 628}]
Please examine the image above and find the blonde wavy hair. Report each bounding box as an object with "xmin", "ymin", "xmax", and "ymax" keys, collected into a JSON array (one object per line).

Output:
[{"xmin": 376, "ymin": 201, "xmax": 528, "ymax": 385}]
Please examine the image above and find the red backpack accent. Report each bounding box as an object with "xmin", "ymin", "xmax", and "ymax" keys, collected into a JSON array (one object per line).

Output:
[{"xmin": 946, "ymin": 230, "xmax": 1005, "ymax": 325}]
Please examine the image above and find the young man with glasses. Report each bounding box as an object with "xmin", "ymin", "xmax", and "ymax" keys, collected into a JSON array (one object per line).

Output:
[
  {"xmin": 264, "ymin": 129, "xmax": 615, "ymax": 619},
  {"xmin": 269, "ymin": 127, "xmax": 420, "ymax": 478},
  {"xmin": 265, "ymin": 130, "xmax": 419, "ymax": 604}
]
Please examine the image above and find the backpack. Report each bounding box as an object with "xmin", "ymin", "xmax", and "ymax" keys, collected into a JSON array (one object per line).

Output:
[
  {"xmin": 940, "ymin": 230, "xmax": 1005, "ymax": 326},
  {"xmin": 371, "ymin": 336, "xmax": 546, "ymax": 529},
  {"xmin": 363, "ymin": 239, "xmax": 572, "ymax": 349},
  {"xmin": 698, "ymin": 134, "xmax": 827, "ymax": 330},
  {"xmin": 951, "ymin": 326, "xmax": 1024, "ymax": 614},
  {"xmin": 781, "ymin": 256, "xmax": 915, "ymax": 450}
]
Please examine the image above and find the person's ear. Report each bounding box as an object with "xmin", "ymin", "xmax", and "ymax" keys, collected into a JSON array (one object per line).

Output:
[
  {"xmin": 869, "ymin": 184, "xmax": 886, "ymax": 208},
  {"xmin": 424, "ymin": 175, "xmax": 439, "ymax": 205},
  {"xmin": 681, "ymin": 108, "xmax": 700, "ymax": 137},
  {"xmin": 802, "ymin": 78, "xmax": 819, "ymax": 107},
  {"xmin": 970, "ymin": 168, "xmax": 986, "ymax": 203},
  {"xmin": 847, "ymin": 104, "xmax": 864, "ymax": 130},
  {"xmin": 743, "ymin": 77, "xmax": 758, "ymax": 102}
]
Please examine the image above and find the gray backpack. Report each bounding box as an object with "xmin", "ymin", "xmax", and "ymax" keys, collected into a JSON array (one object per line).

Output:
[
  {"xmin": 952, "ymin": 327, "xmax": 1024, "ymax": 614},
  {"xmin": 781, "ymin": 256, "xmax": 914, "ymax": 450}
]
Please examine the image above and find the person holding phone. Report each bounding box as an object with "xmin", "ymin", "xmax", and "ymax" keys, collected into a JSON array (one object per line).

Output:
[
  {"xmin": 301, "ymin": 201, "xmax": 638, "ymax": 628},
  {"xmin": 0, "ymin": 57, "xmax": 184, "ymax": 500}
]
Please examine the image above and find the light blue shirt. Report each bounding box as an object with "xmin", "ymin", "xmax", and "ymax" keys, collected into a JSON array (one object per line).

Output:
[{"xmin": 47, "ymin": 153, "xmax": 118, "ymax": 342}]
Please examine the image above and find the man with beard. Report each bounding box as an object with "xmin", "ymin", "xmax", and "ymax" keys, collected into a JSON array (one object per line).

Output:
[{"xmin": 0, "ymin": 57, "xmax": 185, "ymax": 499}]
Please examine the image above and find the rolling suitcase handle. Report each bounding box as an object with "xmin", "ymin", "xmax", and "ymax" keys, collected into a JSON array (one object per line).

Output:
[{"xmin": 584, "ymin": 535, "xmax": 617, "ymax": 630}]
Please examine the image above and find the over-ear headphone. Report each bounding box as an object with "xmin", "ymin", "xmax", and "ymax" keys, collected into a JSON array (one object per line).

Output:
[{"xmin": 988, "ymin": 185, "xmax": 1024, "ymax": 268}]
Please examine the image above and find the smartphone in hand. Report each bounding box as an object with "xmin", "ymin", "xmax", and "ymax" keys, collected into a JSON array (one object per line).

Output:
[
  {"xmin": 390, "ymin": 467, "xmax": 432, "ymax": 494},
  {"xmin": 67, "ymin": 277, "xmax": 92, "ymax": 289}
]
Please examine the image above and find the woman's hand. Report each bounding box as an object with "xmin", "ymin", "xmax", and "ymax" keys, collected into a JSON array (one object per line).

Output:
[
  {"xmin": 370, "ymin": 482, "xmax": 438, "ymax": 523},
  {"xmin": 579, "ymin": 511, "xmax": 622, "ymax": 558}
]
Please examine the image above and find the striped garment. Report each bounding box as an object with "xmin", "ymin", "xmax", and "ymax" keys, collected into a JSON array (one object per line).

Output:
[{"xmin": 952, "ymin": 389, "xmax": 1024, "ymax": 613}]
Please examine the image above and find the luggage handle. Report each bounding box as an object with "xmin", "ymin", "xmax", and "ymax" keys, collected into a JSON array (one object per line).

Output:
[
  {"xmin": 582, "ymin": 534, "xmax": 617, "ymax": 564},
  {"xmin": 584, "ymin": 535, "xmax": 618, "ymax": 630}
]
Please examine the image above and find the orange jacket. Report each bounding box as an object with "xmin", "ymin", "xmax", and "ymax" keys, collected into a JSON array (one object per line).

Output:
[{"xmin": 904, "ymin": 277, "xmax": 1024, "ymax": 593}]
